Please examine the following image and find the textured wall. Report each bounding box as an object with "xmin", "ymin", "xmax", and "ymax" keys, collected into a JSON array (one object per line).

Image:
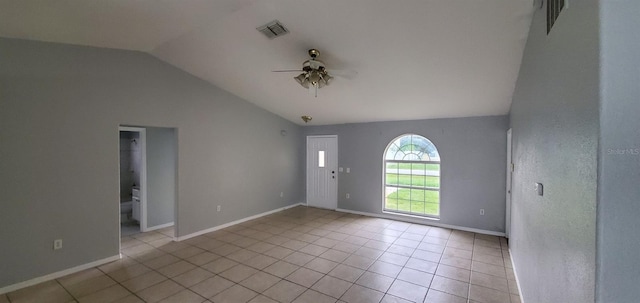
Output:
[
  {"xmin": 597, "ymin": 1, "xmax": 640, "ymax": 302},
  {"xmin": 509, "ymin": 1, "xmax": 599, "ymax": 302},
  {"xmin": 304, "ymin": 115, "xmax": 508, "ymax": 233},
  {"xmin": 0, "ymin": 38, "xmax": 304, "ymax": 288}
]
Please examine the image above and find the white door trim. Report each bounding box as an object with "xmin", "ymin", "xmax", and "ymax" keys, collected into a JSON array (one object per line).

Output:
[
  {"xmin": 119, "ymin": 126, "xmax": 148, "ymax": 233},
  {"xmin": 306, "ymin": 135, "xmax": 338, "ymax": 210},
  {"xmin": 505, "ymin": 128, "xmax": 513, "ymax": 238}
]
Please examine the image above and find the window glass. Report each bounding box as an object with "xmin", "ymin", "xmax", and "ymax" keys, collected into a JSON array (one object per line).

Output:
[
  {"xmin": 384, "ymin": 134, "xmax": 440, "ymax": 217},
  {"xmin": 318, "ymin": 151, "xmax": 325, "ymax": 167}
]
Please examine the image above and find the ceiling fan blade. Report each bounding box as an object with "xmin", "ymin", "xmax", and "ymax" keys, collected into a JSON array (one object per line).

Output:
[
  {"xmin": 326, "ymin": 69, "xmax": 358, "ymax": 79},
  {"xmin": 272, "ymin": 69, "xmax": 303, "ymax": 73}
]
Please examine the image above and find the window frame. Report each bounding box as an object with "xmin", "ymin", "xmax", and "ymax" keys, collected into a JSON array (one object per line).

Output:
[{"xmin": 382, "ymin": 134, "xmax": 441, "ymax": 219}]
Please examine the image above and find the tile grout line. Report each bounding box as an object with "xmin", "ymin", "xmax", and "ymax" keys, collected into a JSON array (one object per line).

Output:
[
  {"xmin": 99, "ymin": 250, "xmax": 151, "ymax": 302},
  {"xmin": 53, "ymin": 278, "xmax": 76, "ymax": 302},
  {"xmin": 468, "ymin": 235, "xmax": 477, "ymax": 303}
]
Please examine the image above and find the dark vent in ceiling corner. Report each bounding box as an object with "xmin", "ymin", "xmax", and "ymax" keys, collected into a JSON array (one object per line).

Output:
[
  {"xmin": 257, "ymin": 20, "xmax": 289, "ymax": 39},
  {"xmin": 547, "ymin": 0, "xmax": 565, "ymax": 34}
]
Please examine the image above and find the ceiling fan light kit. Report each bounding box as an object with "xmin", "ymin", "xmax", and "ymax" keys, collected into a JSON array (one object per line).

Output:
[
  {"xmin": 275, "ymin": 49, "xmax": 333, "ymax": 97},
  {"xmin": 295, "ymin": 49, "xmax": 333, "ymax": 97}
]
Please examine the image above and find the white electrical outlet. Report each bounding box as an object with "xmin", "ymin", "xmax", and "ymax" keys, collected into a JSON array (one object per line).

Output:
[
  {"xmin": 217, "ymin": 205, "xmax": 221, "ymax": 212},
  {"xmin": 280, "ymin": 192, "xmax": 284, "ymax": 198},
  {"xmin": 346, "ymin": 193, "xmax": 350, "ymax": 199},
  {"xmin": 346, "ymin": 168, "xmax": 350, "ymax": 173},
  {"xmin": 480, "ymin": 209, "xmax": 485, "ymax": 216},
  {"xmin": 53, "ymin": 239, "xmax": 63, "ymax": 250}
]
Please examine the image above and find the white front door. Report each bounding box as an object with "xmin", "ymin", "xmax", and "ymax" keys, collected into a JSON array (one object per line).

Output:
[{"xmin": 307, "ymin": 135, "xmax": 338, "ymax": 209}]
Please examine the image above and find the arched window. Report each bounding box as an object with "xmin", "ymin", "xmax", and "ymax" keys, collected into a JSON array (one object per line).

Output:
[{"xmin": 384, "ymin": 134, "xmax": 441, "ymax": 217}]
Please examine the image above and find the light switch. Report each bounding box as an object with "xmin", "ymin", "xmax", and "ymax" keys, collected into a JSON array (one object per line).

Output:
[
  {"xmin": 339, "ymin": 167, "xmax": 343, "ymax": 172},
  {"xmin": 346, "ymin": 168, "xmax": 350, "ymax": 173},
  {"xmin": 535, "ymin": 183, "xmax": 543, "ymax": 196}
]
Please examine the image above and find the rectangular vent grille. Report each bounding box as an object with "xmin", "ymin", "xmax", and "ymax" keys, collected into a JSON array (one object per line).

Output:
[
  {"xmin": 257, "ymin": 20, "xmax": 289, "ymax": 39},
  {"xmin": 547, "ymin": 0, "xmax": 565, "ymax": 34}
]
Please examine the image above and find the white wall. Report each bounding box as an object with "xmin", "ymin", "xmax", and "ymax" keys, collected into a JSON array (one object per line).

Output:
[
  {"xmin": 509, "ymin": 1, "xmax": 599, "ymax": 302},
  {"xmin": 0, "ymin": 38, "xmax": 304, "ymax": 288}
]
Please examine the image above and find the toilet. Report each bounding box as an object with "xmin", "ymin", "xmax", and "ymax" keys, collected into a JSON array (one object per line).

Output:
[
  {"xmin": 120, "ymin": 188, "xmax": 141, "ymax": 223},
  {"xmin": 120, "ymin": 201, "xmax": 132, "ymax": 222}
]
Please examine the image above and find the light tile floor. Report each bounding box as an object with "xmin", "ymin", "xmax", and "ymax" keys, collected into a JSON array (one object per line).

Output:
[
  {"xmin": 2, "ymin": 206, "xmax": 520, "ymax": 303},
  {"xmin": 121, "ymin": 221, "xmax": 142, "ymax": 237}
]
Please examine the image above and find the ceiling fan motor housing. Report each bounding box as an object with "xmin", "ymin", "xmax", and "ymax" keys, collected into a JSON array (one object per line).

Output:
[{"xmin": 303, "ymin": 59, "xmax": 326, "ymax": 71}]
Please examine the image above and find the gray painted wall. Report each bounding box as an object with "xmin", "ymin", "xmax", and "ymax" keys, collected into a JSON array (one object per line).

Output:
[
  {"xmin": 509, "ymin": 1, "xmax": 599, "ymax": 302},
  {"xmin": 146, "ymin": 127, "xmax": 177, "ymax": 228},
  {"xmin": 0, "ymin": 38, "xmax": 304, "ymax": 288},
  {"xmin": 304, "ymin": 116, "xmax": 508, "ymax": 233},
  {"xmin": 597, "ymin": 1, "xmax": 640, "ymax": 302}
]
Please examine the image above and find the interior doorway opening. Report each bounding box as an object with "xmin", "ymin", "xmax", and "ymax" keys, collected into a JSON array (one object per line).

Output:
[
  {"xmin": 119, "ymin": 127, "xmax": 145, "ymax": 236},
  {"xmin": 118, "ymin": 126, "xmax": 178, "ymax": 245}
]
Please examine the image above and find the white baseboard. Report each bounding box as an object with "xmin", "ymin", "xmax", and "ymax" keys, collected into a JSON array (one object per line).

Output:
[
  {"xmin": 0, "ymin": 254, "xmax": 121, "ymax": 295},
  {"xmin": 509, "ymin": 248, "xmax": 525, "ymax": 303},
  {"xmin": 176, "ymin": 203, "xmax": 304, "ymax": 242},
  {"xmin": 335, "ymin": 208, "xmax": 506, "ymax": 237},
  {"xmin": 1, "ymin": 204, "xmax": 307, "ymax": 295},
  {"xmin": 145, "ymin": 222, "xmax": 174, "ymax": 232}
]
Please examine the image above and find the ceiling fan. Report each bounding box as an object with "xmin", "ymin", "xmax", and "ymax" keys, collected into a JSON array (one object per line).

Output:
[{"xmin": 273, "ymin": 49, "xmax": 356, "ymax": 97}]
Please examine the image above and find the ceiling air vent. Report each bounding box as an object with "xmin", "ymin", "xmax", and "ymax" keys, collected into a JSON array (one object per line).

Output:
[
  {"xmin": 547, "ymin": 0, "xmax": 565, "ymax": 34},
  {"xmin": 257, "ymin": 20, "xmax": 289, "ymax": 39}
]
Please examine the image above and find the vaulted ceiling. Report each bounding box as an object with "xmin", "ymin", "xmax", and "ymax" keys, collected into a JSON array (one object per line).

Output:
[{"xmin": 0, "ymin": 0, "xmax": 534, "ymax": 125}]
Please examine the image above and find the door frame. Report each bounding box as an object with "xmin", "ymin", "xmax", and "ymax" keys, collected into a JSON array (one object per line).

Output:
[
  {"xmin": 306, "ymin": 135, "xmax": 338, "ymax": 210},
  {"xmin": 119, "ymin": 126, "xmax": 149, "ymax": 232},
  {"xmin": 505, "ymin": 128, "xmax": 513, "ymax": 238}
]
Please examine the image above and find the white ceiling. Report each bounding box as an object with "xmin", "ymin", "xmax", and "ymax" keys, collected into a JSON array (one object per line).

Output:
[{"xmin": 0, "ymin": 0, "xmax": 534, "ymax": 125}]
